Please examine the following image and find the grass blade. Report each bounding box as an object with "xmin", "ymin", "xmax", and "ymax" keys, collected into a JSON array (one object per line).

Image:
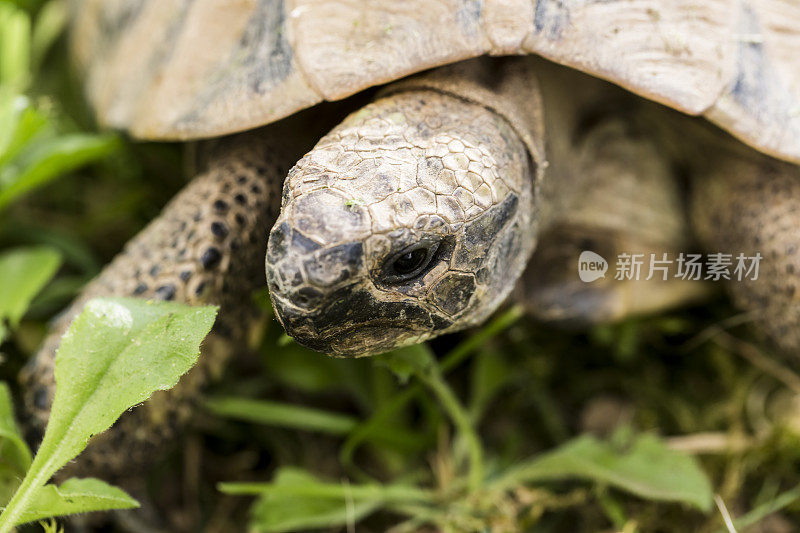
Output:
[{"xmin": 205, "ymin": 397, "xmax": 358, "ymax": 435}]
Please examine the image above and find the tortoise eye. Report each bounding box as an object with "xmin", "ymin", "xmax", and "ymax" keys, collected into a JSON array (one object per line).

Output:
[
  {"xmin": 393, "ymin": 248, "xmax": 428, "ymax": 275},
  {"xmin": 383, "ymin": 241, "xmax": 441, "ymax": 283}
]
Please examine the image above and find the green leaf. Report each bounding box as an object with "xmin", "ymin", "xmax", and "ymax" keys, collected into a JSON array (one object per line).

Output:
[
  {"xmin": 379, "ymin": 344, "xmax": 435, "ymax": 384},
  {"xmin": 30, "ymin": 0, "xmax": 67, "ymax": 71},
  {"xmin": 220, "ymin": 468, "xmax": 432, "ymax": 502},
  {"xmin": 469, "ymin": 347, "xmax": 510, "ymax": 421},
  {"xmin": 250, "ymin": 494, "xmax": 377, "ymax": 533},
  {"xmin": 495, "ymin": 433, "xmax": 713, "ymax": 511},
  {"xmin": 42, "ymin": 298, "xmax": 217, "ymax": 480},
  {"xmin": 206, "ymin": 394, "xmax": 424, "ymax": 455},
  {"xmin": 0, "ymin": 246, "xmax": 61, "ymax": 343},
  {"xmin": 250, "ymin": 483, "xmax": 377, "ymax": 532},
  {"xmin": 222, "ymin": 468, "xmax": 431, "ymax": 533},
  {"xmin": 205, "ymin": 397, "xmax": 358, "ymax": 435},
  {"xmin": 0, "ymin": 382, "xmax": 31, "ymax": 474},
  {"xmin": 0, "ymin": 93, "xmax": 48, "ymax": 168},
  {"xmin": 17, "ymin": 478, "xmax": 138, "ymax": 523},
  {"xmin": 0, "ymin": 298, "xmax": 218, "ymax": 529},
  {"xmin": 0, "ymin": 3, "xmax": 30, "ymax": 88},
  {"xmin": 0, "ymin": 383, "xmax": 31, "ymax": 506},
  {"xmin": 0, "ymin": 133, "xmax": 120, "ymax": 210}
]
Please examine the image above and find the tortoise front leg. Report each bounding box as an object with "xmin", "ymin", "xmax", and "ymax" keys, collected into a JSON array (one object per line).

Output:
[
  {"xmin": 20, "ymin": 130, "xmax": 292, "ymax": 479},
  {"xmin": 518, "ymin": 117, "xmax": 711, "ymax": 325}
]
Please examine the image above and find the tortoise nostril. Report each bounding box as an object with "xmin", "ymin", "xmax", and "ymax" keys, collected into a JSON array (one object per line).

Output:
[
  {"xmin": 294, "ymin": 287, "xmax": 323, "ymax": 309},
  {"xmin": 303, "ymin": 242, "xmax": 363, "ymax": 288},
  {"xmin": 267, "ymin": 221, "xmax": 291, "ymax": 265}
]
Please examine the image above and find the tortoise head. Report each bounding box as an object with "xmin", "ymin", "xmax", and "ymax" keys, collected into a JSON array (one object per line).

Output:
[{"xmin": 266, "ymin": 91, "xmax": 536, "ymax": 356}]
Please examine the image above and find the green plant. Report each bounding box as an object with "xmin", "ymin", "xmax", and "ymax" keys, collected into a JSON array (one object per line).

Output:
[
  {"xmin": 0, "ymin": 1, "xmax": 118, "ymax": 212},
  {"xmin": 0, "ymin": 298, "xmax": 217, "ymax": 529},
  {"xmin": 218, "ymin": 338, "xmax": 713, "ymax": 532},
  {"xmin": 0, "ymin": 7, "xmax": 220, "ymax": 527},
  {"xmin": 0, "ymin": 246, "xmax": 60, "ymax": 343}
]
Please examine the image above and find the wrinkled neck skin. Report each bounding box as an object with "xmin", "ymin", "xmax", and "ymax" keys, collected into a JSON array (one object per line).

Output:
[
  {"xmin": 266, "ymin": 81, "xmax": 538, "ymax": 356},
  {"xmin": 532, "ymin": 59, "xmax": 628, "ymax": 231}
]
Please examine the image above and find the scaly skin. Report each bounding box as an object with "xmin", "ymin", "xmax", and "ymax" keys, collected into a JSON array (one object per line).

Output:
[
  {"xmin": 519, "ymin": 117, "xmax": 710, "ymax": 325},
  {"xmin": 692, "ymin": 150, "xmax": 800, "ymax": 354},
  {"xmin": 20, "ymin": 131, "xmax": 294, "ymax": 478},
  {"xmin": 267, "ymin": 86, "xmax": 537, "ymax": 356}
]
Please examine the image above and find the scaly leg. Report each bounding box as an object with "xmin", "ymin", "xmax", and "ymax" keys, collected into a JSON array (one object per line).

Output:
[
  {"xmin": 20, "ymin": 127, "xmax": 311, "ymax": 479},
  {"xmin": 518, "ymin": 115, "xmax": 710, "ymax": 325},
  {"xmin": 692, "ymin": 148, "xmax": 800, "ymax": 354}
]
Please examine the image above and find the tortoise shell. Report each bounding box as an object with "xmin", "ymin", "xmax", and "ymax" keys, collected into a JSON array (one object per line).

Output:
[{"xmin": 71, "ymin": 0, "xmax": 800, "ymax": 163}]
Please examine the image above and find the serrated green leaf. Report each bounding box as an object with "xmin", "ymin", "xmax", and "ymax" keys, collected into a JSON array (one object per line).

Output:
[
  {"xmin": 0, "ymin": 133, "xmax": 120, "ymax": 210},
  {"xmin": 17, "ymin": 478, "xmax": 137, "ymax": 523},
  {"xmin": 0, "ymin": 298, "xmax": 217, "ymax": 529},
  {"xmin": 494, "ymin": 433, "xmax": 713, "ymax": 511},
  {"xmin": 41, "ymin": 298, "xmax": 218, "ymax": 478},
  {"xmin": 0, "ymin": 246, "xmax": 61, "ymax": 343}
]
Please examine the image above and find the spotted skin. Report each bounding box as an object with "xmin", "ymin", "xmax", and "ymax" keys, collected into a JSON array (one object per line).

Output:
[
  {"xmin": 692, "ymin": 151, "xmax": 800, "ymax": 353},
  {"xmin": 20, "ymin": 131, "xmax": 294, "ymax": 478},
  {"xmin": 519, "ymin": 118, "xmax": 710, "ymax": 325}
]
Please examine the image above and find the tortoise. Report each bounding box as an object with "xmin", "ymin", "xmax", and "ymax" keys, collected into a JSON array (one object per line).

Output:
[{"xmin": 21, "ymin": 0, "xmax": 800, "ymax": 488}]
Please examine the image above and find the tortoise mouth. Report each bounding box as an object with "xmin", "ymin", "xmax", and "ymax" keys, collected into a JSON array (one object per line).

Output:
[
  {"xmin": 317, "ymin": 323, "xmax": 419, "ymax": 357},
  {"xmin": 273, "ymin": 304, "xmax": 417, "ymax": 357},
  {"xmin": 270, "ymin": 291, "xmax": 443, "ymax": 357}
]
